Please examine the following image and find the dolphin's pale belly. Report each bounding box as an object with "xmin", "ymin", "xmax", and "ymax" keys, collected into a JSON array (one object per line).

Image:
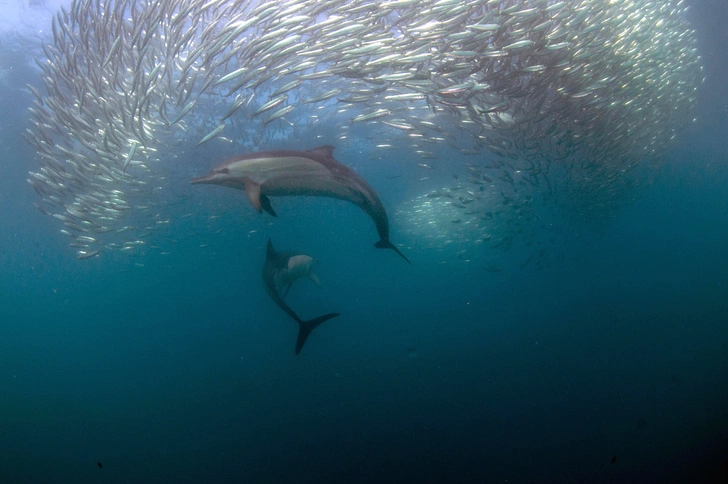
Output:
[{"xmin": 274, "ymin": 255, "xmax": 314, "ymax": 288}]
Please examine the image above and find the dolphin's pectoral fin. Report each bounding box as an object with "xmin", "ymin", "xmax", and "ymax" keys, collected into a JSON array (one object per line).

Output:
[
  {"xmin": 245, "ymin": 182, "xmax": 262, "ymax": 212},
  {"xmin": 295, "ymin": 312, "xmax": 340, "ymax": 355},
  {"xmin": 308, "ymin": 272, "xmax": 321, "ymax": 288},
  {"xmin": 375, "ymin": 239, "xmax": 411, "ymax": 265},
  {"xmin": 260, "ymin": 194, "xmax": 277, "ymax": 217},
  {"xmin": 283, "ymin": 283, "xmax": 293, "ymax": 299}
]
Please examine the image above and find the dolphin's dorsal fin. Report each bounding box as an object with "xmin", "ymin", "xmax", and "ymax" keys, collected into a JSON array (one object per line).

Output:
[
  {"xmin": 266, "ymin": 240, "xmax": 289, "ymax": 270},
  {"xmin": 245, "ymin": 181, "xmax": 262, "ymax": 212},
  {"xmin": 307, "ymin": 145, "xmax": 335, "ymax": 158},
  {"xmin": 266, "ymin": 239, "xmax": 276, "ymax": 259}
]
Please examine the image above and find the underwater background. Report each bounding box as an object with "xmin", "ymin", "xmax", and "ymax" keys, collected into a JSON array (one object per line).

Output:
[{"xmin": 1, "ymin": 0, "xmax": 727, "ymax": 482}]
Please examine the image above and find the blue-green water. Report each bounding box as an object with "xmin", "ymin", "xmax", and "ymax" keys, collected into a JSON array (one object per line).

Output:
[{"xmin": 1, "ymin": 2, "xmax": 728, "ymax": 483}]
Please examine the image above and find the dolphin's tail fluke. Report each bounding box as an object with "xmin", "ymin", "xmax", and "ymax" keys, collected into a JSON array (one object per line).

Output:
[
  {"xmin": 295, "ymin": 312, "xmax": 340, "ymax": 355},
  {"xmin": 375, "ymin": 239, "xmax": 411, "ymax": 265}
]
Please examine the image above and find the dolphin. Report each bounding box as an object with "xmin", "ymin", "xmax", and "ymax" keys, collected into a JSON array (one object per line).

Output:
[
  {"xmin": 191, "ymin": 145, "xmax": 410, "ymax": 264},
  {"xmin": 262, "ymin": 239, "xmax": 339, "ymax": 355}
]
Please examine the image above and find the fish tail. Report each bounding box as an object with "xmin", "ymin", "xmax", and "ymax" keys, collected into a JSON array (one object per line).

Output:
[
  {"xmin": 295, "ymin": 312, "xmax": 340, "ymax": 355},
  {"xmin": 374, "ymin": 239, "xmax": 411, "ymax": 265}
]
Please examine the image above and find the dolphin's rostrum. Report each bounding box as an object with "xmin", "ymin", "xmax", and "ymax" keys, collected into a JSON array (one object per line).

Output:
[
  {"xmin": 262, "ymin": 239, "xmax": 339, "ymax": 355},
  {"xmin": 191, "ymin": 145, "xmax": 410, "ymax": 264}
]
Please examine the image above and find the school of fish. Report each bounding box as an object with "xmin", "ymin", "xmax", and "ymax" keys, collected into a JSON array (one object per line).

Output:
[{"xmin": 22, "ymin": 0, "xmax": 703, "ymax": 262}]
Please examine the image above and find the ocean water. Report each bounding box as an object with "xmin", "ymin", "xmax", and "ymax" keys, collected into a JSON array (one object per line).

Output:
[{"xmin": 1, "ymin": 1, "xmax": 727, "ymax": 483}]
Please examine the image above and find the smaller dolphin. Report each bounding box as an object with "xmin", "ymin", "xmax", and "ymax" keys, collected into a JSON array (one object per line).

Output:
[
  {"xmin": 191, "ymin": 145, "xmax": 410, "ymax": 264},
  {"xmin": 262, "ymin": 239, "xmax": 339, "ymax": 355}
]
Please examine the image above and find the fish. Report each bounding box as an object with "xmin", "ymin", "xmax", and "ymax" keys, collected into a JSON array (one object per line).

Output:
[
  {"xmin": 263, "ymin": 105, "xmax": 295, "ymax": 125},
  {"xmin": 251, "ymin": 94, "xmax": 287, "ymax": 118},
  {"xmin": 122, "ymin": 141, "xmax": 137, "ymax": 173},
  {"xmin": 191, "ymin": 145, "xmax": 410, "ymax": 264},
  {"xmin": 77, "ymin": 249, "xmax": 102, "ymax": 260},
  {"xmin": 26, "ymin": 0, "xmax": 703, "ymax": 259},
  {"xmin": 262, "ymin": 239, "xmax": 339, "ymax": 355},
  {"xmin": 351, "ymin": 108, "xmax": 392, "ymax": 123},
  {"xmin": 196, "ymin": 123, "xmax": 225, "ymax": 147}
]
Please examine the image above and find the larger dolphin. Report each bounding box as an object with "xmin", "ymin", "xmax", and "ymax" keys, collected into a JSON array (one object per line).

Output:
[
  {"xmin": 191, "ymin": 145, "xmax": 410, "ymax": 264},
  {"xmin": 262, "ymin": 239, "xmax": 339, "ymax": 355}
]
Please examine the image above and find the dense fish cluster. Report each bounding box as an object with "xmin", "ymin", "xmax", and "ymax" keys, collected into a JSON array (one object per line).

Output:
[{"xmin": 23, "ymin": 0, "xmax": 702, "ymax": 260}]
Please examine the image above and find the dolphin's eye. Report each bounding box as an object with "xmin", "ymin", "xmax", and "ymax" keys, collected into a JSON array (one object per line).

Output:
[{"xmin": 219, "ymin": 167, "xmax": 230, "ymax": 174}]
